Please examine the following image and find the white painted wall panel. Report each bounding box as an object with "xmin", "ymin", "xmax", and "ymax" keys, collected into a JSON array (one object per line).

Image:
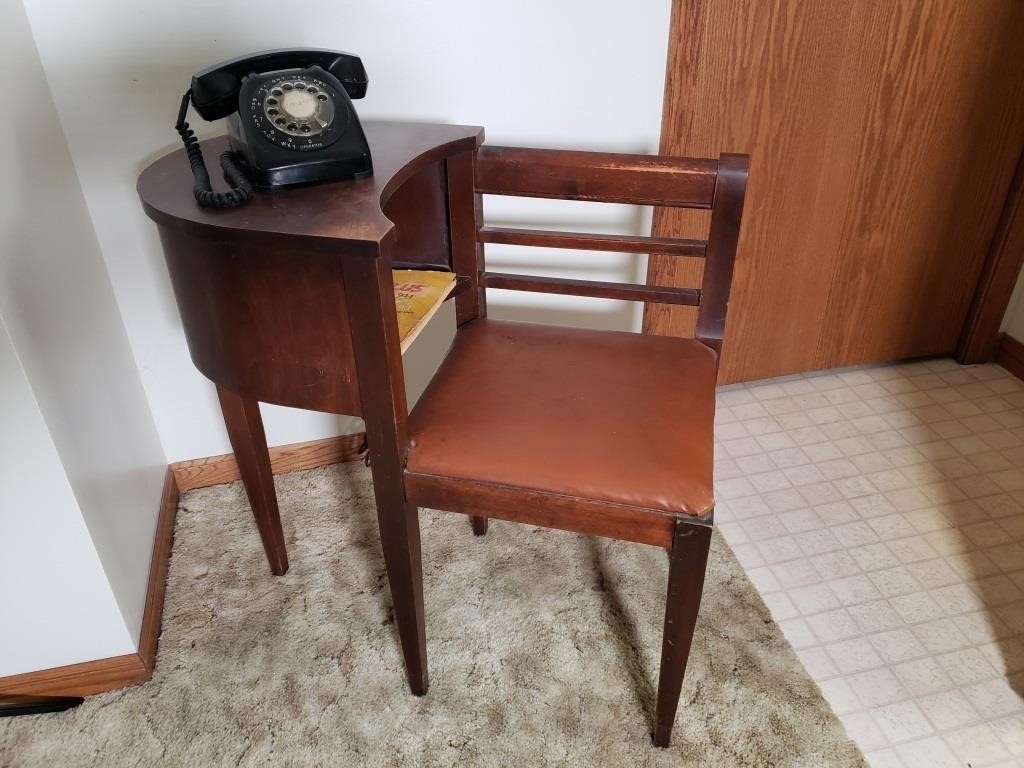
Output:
[
  {"xmin": 0, "ymin": 319, "xmax": 135, "ymax": 676},
  {"xmin": 2, "ymin": 0, "xmax": 167, "ymax": 656}
]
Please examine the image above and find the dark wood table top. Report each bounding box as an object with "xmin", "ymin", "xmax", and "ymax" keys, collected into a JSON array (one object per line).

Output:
[{"xmin": 137, "ymin": 120, "xmax": 483, "ymax": 256}]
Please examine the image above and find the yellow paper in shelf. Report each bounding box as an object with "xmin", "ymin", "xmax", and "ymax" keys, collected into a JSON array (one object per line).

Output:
[{"xmin": 392, "ymin": 270, "xmax": 456, "ymax": 345}]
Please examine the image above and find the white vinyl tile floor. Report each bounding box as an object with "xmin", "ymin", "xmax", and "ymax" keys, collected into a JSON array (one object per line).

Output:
[{"xmin": 713, "ymin": 357, "xmax": 1024, "ymax": 768}]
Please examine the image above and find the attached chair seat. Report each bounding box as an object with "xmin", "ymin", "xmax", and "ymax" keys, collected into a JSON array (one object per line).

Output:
[{"xmin": 405, "ymin": 319, "xmax": 718, "ymax": 529}]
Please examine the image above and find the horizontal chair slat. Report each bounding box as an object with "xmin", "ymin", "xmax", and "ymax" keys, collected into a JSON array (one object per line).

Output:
[
  {"xmin": 482, "ymin": 272, "xmax": 701, "ymax": 306},
  {"xmin": 479, "ymin": 227, "xmax": 707, "ymax": 257},
  {"xmin": 475, "ymin": 146, "xmax": 718, "ymax": 208}
]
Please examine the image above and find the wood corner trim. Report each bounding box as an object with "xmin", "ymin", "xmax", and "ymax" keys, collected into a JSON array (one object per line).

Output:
[
  {"xmin": 170, "ymin": 432, "xmax": 367, "ymax": 492},
  {"xmin": 136, "ymin": 468, "xmax": 179, "ymax": 672},
  {"xmin": 997, "ymin": 333, "xmax": 1024, "ymax": 381},
  {"xmin": 0, "ymin": 654, "xmax": 150, "ymax": 698},
  {"xmin": 0, "ymin": 432, "xmax": 366, "ymax": 698},
  {"xmin": 957, "ymin": 148, "xmax": 1024, "ymax": 363}
]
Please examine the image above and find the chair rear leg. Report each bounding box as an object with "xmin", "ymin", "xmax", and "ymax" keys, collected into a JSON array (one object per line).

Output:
[
  {"xmin": 654, "ymin": 519, "xmax": 712, "ymax": 747},
  {"xmin": 470, "ymin": 516, "xmax": 489, "ymax": 536}
]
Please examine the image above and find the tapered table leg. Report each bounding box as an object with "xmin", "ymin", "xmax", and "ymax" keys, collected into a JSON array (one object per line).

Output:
[
  {"xmin": 470, "ymin": 516, "xmax": 489, "ymax": 536},
  {"xmin": 654, "ymin": 519, "xmax": 712, "ymax": 747},
  {"xmin": 216, "ymin": 385, "xmax": 289, "ymax": 576},
  {"xmin": 344, "ymin": 255, "xmax": 429, "ymax": 695}
]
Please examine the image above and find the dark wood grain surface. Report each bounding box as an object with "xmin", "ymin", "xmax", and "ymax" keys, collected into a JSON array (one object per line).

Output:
[
  {"xmin": 137, "ymin": 121, "xmax": 483, "ymax": 669},
  {"xmin": 446, "ymin": 150, "xmax": 485, "ymax": 325},
  {"xmin": 141, "ymin": 121, "xmax": 483, "ymax": 416},
  {"xmin": 157, "ymin": 228, "xmax": 363, "ymax": 414},
  {"xmin": 483, "ymin": 272, "xmax": 701, "ymax": 306},
  {"xmin": 216, "ymin": 385, "xmax": 289, "ymax": 575},
  {"xmin": 139, "ymin": 121, "xmax": 482, "ymax": 254},
  {"xmin": 475, "ymin": 145, "xmax": 717, "ymax": 207},
  {"xmin": 479, "ymin": 226, "xmax": 706, "ymax": 257}
]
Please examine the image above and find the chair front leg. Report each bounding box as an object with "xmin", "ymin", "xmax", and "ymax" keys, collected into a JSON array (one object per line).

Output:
[
  {"xmin": 368, "ymin": 459, "xmax": 429, "ymax": 695},
  {"xmin": 654, "ymin": 518, "xmax": 712, "ymax": 747}
]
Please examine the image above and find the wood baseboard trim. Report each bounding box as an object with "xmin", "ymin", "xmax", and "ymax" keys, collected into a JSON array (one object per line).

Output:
[
  {"xmin": 0, "ymin": 433, "xmax": 367, "ymax": 698},
  {"xmin": 0, "ymin": 654, "xmax": 150, "ymax": 698},
  {"xmin": 997, "ymin": 333, "xmax": 1024, "ymax": 381},
  {"xmin": 0, "ymin": 469, "xmax": 179, "ymax": 697},
  {"xmin": 170, "ymin": 432, "xmax": 367, "ymax": 492}
]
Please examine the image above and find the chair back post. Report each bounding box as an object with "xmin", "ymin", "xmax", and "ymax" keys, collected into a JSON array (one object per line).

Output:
[
  {"xmin": 446, "ymin": 150, "xmax": 487, "ymax": 324},
  {"xmin": 695, "ymin": 153, "xmax": 750, "ymax": 358}
]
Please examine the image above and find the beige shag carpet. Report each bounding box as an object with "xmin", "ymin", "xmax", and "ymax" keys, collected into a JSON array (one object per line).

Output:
[{"xmin": 1, "ymin": 463, "xmax": 863, "ymax": 767}]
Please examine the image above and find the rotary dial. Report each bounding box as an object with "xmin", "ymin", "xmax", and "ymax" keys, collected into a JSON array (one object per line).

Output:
[{"xmin": 263, "ymin": 81, "xmax": 335, "ymax": 138}]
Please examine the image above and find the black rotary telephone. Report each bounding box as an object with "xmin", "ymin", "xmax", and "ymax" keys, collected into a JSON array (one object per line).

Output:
[{"xmin": 176, "ymin": 48, "xmax": 373, "ymax": 208}]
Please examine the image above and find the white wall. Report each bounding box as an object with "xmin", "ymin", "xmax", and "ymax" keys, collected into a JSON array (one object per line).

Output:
[
  {"xmin": 1, "ymin": 0, "xmax": 167, "ymax": 674},
  {"xmin": 1003, "ymin": 270, "xmax": 1024, "ymax": 340},
  {"xmin": 23, "ymin": 0, "xmax": 672, "ymax": 463},
  {"xmin": 0, "ymin": 318, "xmax": 136, "ymax": 675}
]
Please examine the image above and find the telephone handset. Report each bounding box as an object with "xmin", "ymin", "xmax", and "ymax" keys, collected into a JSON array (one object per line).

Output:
[{"xmin": 175, "ymin": 48, "xmax": 373, "ymax": 208}]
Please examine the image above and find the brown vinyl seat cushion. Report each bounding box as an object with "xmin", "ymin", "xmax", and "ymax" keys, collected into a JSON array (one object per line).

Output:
[{"xmin": 406, "ymin": 319, "xmax": 718, "ymax": 517}]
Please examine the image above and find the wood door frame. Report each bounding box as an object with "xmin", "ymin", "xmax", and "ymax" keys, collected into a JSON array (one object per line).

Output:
[{"xmin": 956, "ymin": 145, "xmax": 1024, "ymax": 363}]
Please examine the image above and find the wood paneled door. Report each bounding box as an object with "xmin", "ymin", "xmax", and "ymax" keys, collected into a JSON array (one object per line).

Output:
[{"xmin": 646, "ymin": 0, "xmax": 1024, "ymax": 383}]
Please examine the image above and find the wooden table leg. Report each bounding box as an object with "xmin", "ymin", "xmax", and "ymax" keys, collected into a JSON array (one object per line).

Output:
[
  {"xmin": 216, "ymin": 385, "xmax": 289, "ymax": 576},
  {"xmin": 470, "ymin": 516, "xmax": 489, "ymax": 536},
  {"xmin": 343, "ymin": 255, "xmax": 428, "ymax": 695},
  {"xmin": 654, "ymin": 519, "xmax": 712, "ymax": 747}
]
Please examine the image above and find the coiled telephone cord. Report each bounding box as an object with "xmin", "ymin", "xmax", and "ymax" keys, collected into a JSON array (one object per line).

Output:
[{"xmin": 176, "ymin": 91, "xmax": 253, "ymax": 209}]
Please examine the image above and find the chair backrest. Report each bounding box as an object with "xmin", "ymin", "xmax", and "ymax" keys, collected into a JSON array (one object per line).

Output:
[{"xmin": 470, "ymin": 146, "xmax": 749, "ymax": 354}]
